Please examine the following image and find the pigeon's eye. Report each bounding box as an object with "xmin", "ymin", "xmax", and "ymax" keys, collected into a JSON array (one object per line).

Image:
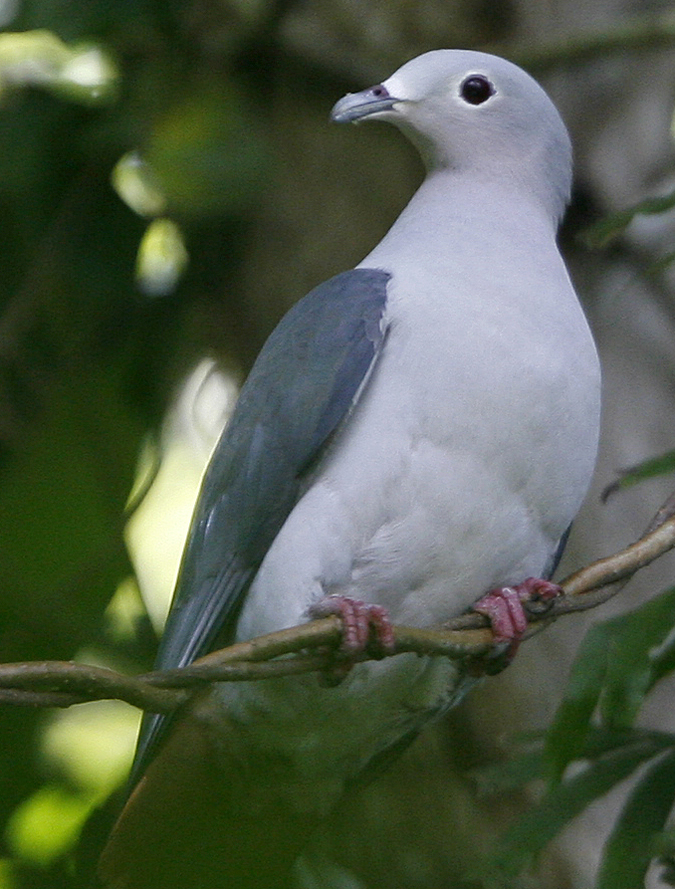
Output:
[{"xmin": 460, "ymin": 75, "xmax": 494, "ymax": 105}]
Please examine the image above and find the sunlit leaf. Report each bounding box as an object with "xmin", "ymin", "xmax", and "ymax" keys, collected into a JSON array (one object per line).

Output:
[
  {"xmin": 112, "ymin": 151, "xmax": 167, "ymax": 218},
  {"xmin": 6, "ymin": 785, "xmax": 94, "ymax": 867},
  {"xmin": 104, "ymin": 577, "xmax": 147, "ymax": 643},
  {"xmin": 0, "ymin": 30, "xmax": 69, "ymax": 91},
  {"xmin": 50, "ymin": 42, "xmax": 118, "ymax": 104},
  {"xmin": 0, "ymin": 31, "xmax": 118, "ymax": 105},
  {"xmin": 135, "ymin": 217, "xmax": 189, "ymax": 296},
  {"xmin": 126, "ymin": 360, "xmax": 237, "ymax": 632},
  {"xmin": 41, "ymin": 698, "xmax": 139, "ymax": 794}
]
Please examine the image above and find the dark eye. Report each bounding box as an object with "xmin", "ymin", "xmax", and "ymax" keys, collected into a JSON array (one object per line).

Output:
[{"xmin": 460, "ymin": 75, "xmax": 494, "ymax": 105}]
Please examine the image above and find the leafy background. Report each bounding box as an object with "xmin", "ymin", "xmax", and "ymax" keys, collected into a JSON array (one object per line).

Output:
[{"xmin": 2, "ymin": 1, "xmax": 675, "ymax": 887}]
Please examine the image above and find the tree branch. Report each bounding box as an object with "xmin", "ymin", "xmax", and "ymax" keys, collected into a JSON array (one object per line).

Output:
[{"xmin": 2, "ymin": 502, "xmax": 675, "ymax": 713}]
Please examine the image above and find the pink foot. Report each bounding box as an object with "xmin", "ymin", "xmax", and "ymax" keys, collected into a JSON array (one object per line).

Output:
[
  {"xmin": 472, "ymin": 578, "xmax": 562, "ymax": 673},
  {"xmin": 309, "ymin": 595, "xmax": 396, "ymax": 655}
]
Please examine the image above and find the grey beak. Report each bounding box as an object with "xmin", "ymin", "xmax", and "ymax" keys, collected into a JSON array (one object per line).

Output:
[{"xmin": 331, "ymin": 85, "xmax": 400, "ymax": 123}]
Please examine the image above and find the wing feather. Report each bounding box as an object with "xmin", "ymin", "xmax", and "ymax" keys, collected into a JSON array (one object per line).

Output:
[{"xmin": 132, "ymin": 268, "xmax": 391, "ymax": 778}]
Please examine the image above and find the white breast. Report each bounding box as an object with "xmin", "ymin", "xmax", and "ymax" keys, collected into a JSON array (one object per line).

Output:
[
  {"xmin": 225, "ymin": 166, "xmax": 600, "ymax": 820},
  {"xmin": 237, "ymin": 183, "xmax": 600, "ymax": 642}
]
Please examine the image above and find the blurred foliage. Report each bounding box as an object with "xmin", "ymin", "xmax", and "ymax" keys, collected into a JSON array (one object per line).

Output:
[
  {"xmin": 0, "ymin": 29, "xmax": 118, "ymax": 104},
  {"xmin": 581, "ymin": 189, "xmax": 675, "ymax": 249},
  {"xmin": 475, "ymin": 587, "xmax": 675, "ymax": 888},
  {"xmin": 0, "ymin": 1, "xmax": 280, "ymax": 885}
]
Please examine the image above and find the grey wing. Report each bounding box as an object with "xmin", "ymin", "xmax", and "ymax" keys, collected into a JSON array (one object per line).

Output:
[
  {"xmin": 132, "ymin": 268, "xmax": 391, "ymax": 779},
  {"xmin": 543, "ymin": 524, "xmax": 572, "ymax": 579}
]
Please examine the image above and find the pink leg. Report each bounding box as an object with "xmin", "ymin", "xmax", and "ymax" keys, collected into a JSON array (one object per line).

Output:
[
  {"xmin": 473, "ymin": 577, "xmax": 562, "ymax": 670},
  {"xmin": 309, "ymin": 595, "xmax": 396, "ymax": 655}
]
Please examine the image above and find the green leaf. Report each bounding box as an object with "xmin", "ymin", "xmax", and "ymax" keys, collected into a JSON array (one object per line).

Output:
[
  {"xmin": 602, "ymin": 449, "xmax": 675, "ymax": 501},
  {"xmin": 599, "ymin": 587, "xmax": 675, "ymax": 729},
  {"xmin": 6, "ymin": 784, "xmax": 95, "ymax": 866},
  {"xmin": 544, "ymin": 589, "xmax": 675, "ymax": 780},
  {"xmin": 480, "ymin": 737, "xmax": 673, "ymax": 889},
  {"xmin": 582, "ymin": 191, "xmax": 675, "ymax": 248},
  {"xmin": 581, "ymin": 726, "xmax": 673, "ymax": 759},
  {"xmin": 543, "ymin": 622, "xmax": 611, "ymax": 780},
  {"xmin": 471, "ymin": 743, "xmax": 545, "ymax": 796},
  {"xmin": 651, "ymin": 826, "xmax": 675, "ymax": 859},
  {"xmin": 596, "ymin": 749, "xmax": 675, "ymax": 889},
  {"xmin": 649, "ymin": 634, "xmax": 675, "ymax": 689}
]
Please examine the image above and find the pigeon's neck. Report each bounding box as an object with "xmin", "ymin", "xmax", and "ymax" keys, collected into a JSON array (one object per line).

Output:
[
  {"xmin": 422, "ymin": 167, "xmax": 558, "ymax": 233},
  {"xmin": 361, "ymin": 169, "xmax": 561, "ymax": 272}
]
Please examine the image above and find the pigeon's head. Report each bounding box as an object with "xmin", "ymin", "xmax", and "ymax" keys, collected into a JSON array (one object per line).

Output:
[{"xmin": 331, "ymin": 50, "xmax": 572, "ymax": 224}]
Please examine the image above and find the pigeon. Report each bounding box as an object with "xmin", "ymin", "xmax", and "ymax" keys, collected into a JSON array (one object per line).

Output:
[{"xmin": 100, "ymin": 49, "xmax": 601, "ymax": 889}]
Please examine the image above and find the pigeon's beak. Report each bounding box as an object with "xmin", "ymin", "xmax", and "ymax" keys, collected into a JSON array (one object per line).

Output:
[{"xmin": 331, "ymin": 85, "xmax": 400, "ymax": 123}]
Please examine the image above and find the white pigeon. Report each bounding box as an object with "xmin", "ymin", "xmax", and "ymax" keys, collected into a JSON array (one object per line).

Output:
[{"xmin": 100, "ymin": 50, "xmax": 601, "ymax": 889}]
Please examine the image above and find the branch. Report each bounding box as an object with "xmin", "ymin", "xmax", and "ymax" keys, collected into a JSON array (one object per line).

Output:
[{"xmin": 2, "ymin": 501, "xmax": 675, "ymax": 713}]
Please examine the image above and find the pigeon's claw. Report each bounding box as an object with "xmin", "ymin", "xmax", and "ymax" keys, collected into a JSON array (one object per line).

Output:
[
  {"xmin": 472, "ymin": 578, "xmax": 562, "ymax": 673},
  {"xmin": 309, "ymin": 595, "xmax": 395, "ymax": 656}
]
